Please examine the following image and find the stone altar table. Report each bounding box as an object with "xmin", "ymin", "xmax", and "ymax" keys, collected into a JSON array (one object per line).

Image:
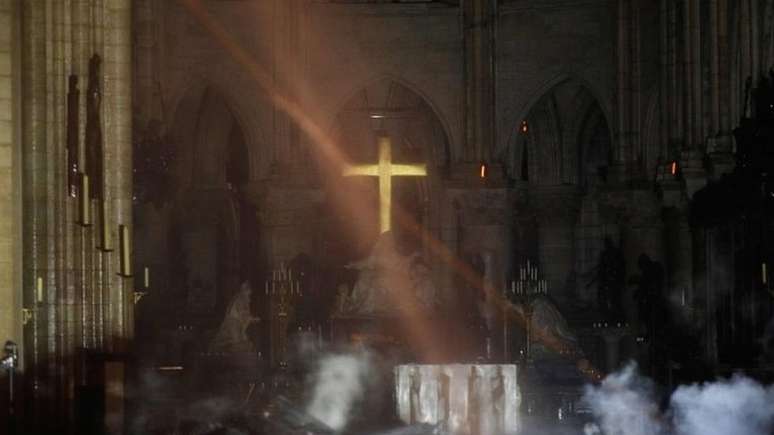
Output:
[{"xmin": 395, "ymin": 364, "xmax": 520, "ymax": 435}]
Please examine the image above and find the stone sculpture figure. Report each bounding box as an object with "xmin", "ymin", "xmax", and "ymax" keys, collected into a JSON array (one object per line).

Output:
[
  {"xmin": 633, "ymin": 253, "xmax": 665, "ymax": 335},
  {"xmin": 209, "ymin": 281, "xmax": 258, "ymax": 353},
  {"xmin": 342, "ymin": 231, "xmax": 438, "ymax": 316},
  {"xmin": 66, "ymin": 75, "xmax": 79, "ymax": 195},
  {"xmin": 85, "ymin": 54, "xmax": 103, "ymax": 199},
  {"xmin": 588, "ymin": 237, "xmax": 626, "ymax": 320},
  {"xmin": 506, "ymin": 295, "xmax": 581, "ymax": 358}
]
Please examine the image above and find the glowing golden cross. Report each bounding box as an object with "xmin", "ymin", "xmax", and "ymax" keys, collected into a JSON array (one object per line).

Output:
[{"xmin": 342, "ymin": 135, "xmax": 427, "ymax": 234}]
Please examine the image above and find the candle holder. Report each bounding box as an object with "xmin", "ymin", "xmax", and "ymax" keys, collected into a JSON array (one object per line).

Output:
[
  {"xmin": 265, "ymin": 262, "xmax": 302, "ymax": 369},
  {"xmin": 506, "ymin": 260, "xmax": 549, "ymax": 363}
]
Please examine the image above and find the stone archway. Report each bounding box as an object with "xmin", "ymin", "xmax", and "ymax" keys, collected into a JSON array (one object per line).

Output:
[
  {"xmin": 322, "ymin": 78, "xmax": 452, "ymax": 261},
  {"xmin": 134, "ymin": 86, "xmax": 263, "ymax": 368},
  {"xmin": 508, "ymin": 78, "xmax": 612, "ymax": 189}
]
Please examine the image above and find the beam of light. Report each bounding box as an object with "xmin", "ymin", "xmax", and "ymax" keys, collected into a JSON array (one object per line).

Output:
[
  {"xmin": 178, "ymin": 0, "xmax": 601, "ymax": 375},
  {"xmin": 177, "ymin": 0, "xmax": 450, "ymax": 362}
]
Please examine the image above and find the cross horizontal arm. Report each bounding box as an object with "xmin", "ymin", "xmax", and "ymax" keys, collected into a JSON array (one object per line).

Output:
[
  {"xmin": 391, "ymin": 164, "xmax": 427, "ymax": 176},
  {"xmin": 342, "ymin": 164, "xmax": 379, "ymax": 176}
]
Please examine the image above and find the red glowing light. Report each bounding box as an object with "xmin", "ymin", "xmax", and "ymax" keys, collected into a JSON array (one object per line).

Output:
[
  {"xmin": 670, "ymin": 161, "xmax": 677, "ymax": 175},
  {"xmin": 480, "ymin": 163, "xmax": 487, "ymax": 179}
]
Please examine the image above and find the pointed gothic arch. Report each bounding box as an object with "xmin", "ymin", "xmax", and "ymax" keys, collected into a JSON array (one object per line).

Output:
[
  {"xmin": 327, "ymin": 75, "xmax": 452, "ymax": 169},
  {"xmin": 507, "ymin": 77, "xmax": 613, "ymax": 188},
  {"xmin": 161, "ymin": 86, "xmax": 263, "ymax": 327},
  {"xmin": 321, "ymin": 77, "xmax": 450, "ymax": 259}
]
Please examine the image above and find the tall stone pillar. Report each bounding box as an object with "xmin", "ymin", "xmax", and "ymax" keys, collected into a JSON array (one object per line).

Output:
[
  {"xmin": 17, "ymin": 1, "xmax": 133, "ymax": 431},
  {"xmin": 0, "ymin": 0, "xmax": 20, "ymax": 353},
  {"xmin": 261, "ymin": 187, "xmax": 324, "ymax": 268},
  {"xmin": 271, "ymin": 0, "xmax": 303, "ymax": 169},
  {"xmin": 533, "ymin": 186, "xmax": 581, "ymax": 307},
  {"xmin": 618, "ymin": 190, "xmax": 665, "ymax": 324},
  {"xmin": 450, "ymin": 179, "xmax": 513, "ymax": 360},
  {"xmin": 463, "ymin": 0, "xmax": 496, "ymax": 163},
  {"xmin": 0, "ymin": 1, "xmax": 21, "ymax": 429}
]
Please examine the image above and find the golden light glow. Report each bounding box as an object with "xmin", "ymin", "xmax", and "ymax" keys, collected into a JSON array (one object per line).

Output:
[
  {"xmin": 342, "ymin": 136, "xmax": 427, "ymax": 234},
  {"xmin": 521, "ymin": 120, "xmax": 528, "ymax": 133},
  {"xmin": 480, "ymin": 163, "xmax": 487, "ymax": 178},
  {"xmin": 671, "ymin": 161, "xmax": 678, "ymax": 175}
]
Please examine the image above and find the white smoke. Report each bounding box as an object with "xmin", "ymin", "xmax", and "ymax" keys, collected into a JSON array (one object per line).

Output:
[
  {"xmin": 582, "ymin": 362, "xmax": 774, "ymax": 435},
  {"xmin": 671, "ymin": 375, "xmax": 774, "ymax": 435},
  {"xmin": 582, "ymin": 363, "xmax": 666, "ymax": 435},
  {"xmin": 306, "ymin": 351, "xmax": 371, "ymax": 431}
]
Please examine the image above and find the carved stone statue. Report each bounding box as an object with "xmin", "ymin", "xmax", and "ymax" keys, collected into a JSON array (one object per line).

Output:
[
  {"xmin": 208, "ymin": 281, "xmax": 258, "ymax": 353},
  {"xmin": 85, "ymin": 54, "xmax": 103, "ymax": 199},
  {"xmin": 588, "ymin": 237, "xmax": 626, "ymax": 320},
  {"xmin": 507, "ymin": 295, "xmax": 581, "ymax": 358},
  {"xmin": 339, "ymin": 231, "xmax": 439, "ymax": 317}
]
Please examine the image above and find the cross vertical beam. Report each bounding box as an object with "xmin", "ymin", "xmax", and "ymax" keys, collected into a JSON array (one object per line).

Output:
[{"xmin": 342, "ymin": 135, "xmax": 427, "ymax": 234}]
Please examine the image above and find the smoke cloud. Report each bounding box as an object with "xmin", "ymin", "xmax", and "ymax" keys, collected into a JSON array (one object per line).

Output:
[
  {"xmin": 582, "ymin": 362, "xmax": 774, "ymax": 435},
  {"xmin": 306, "ymin": 351, "xmax": 371, "ymax": 431},
  {"xmin": 582, "ymin": 363, "xmax": 666, "ymax": 435}
]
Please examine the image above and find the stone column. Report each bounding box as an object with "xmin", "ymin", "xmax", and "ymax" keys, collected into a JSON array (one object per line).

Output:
[
  {"xmin": 463, "ymin": 0, "xmax": 496, "ymax": 163},
  {"xmin": 17, "ymin": 1, "xmax": 133, "ymax": 430},
  {"xmin": 533, "ymin": 186, "xmax": 581, "ymax": 307},
  {"xmin": 449, "ymin": 178, "xmax": 513, "ymax": 360},
  {"xmin": 0, "ymin": 4, "xmax": 22, "ymax": 430},
  {"xmin": 271, "ymin": 0, "xmax": 303, "ymax": 168},
  {"xmin": 618, "ymin": 190, "xmax": 665, "ymax": 324},
  {"xmin": 613, "ymin": 0, "xmax": 633, "ymax": 182},
  {"xmin": 261, "ymin": 186, "xmax": 324, "ymax": 267},
  {"xmin": 0, "ymin": 0, "xmax": 20, "ymax": 358},
  {"xmin": 103, "ymin": 0, "xmax": 133, "ymax": 351}
]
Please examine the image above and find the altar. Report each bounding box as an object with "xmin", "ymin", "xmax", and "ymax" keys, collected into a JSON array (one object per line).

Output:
[{"xmin": 395, "ymin": 364, "xmax": 520, "ymax": 435}]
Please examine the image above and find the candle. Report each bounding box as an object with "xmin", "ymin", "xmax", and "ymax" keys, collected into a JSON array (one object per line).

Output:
[
  {"xmin": 36, "ymin": 276, "xmax": 43, "ymax": 303},
  {"xmin": 763, "ymin": 263, "xmax": 768, "ymax": 285},
  {"xmin": 143, "ymin": 267, "xmax": 150, "ymax": 289},
  {"xmin": 79, "ymin": 174, "xmax": 91, "ymax": 226},
  {"xmin": 119, "ymin": 224, "xmax": 131, "ymax": 276},
  {"xmin": 101, "ymin": 200, "xmax": 112, "ymax": 251}
]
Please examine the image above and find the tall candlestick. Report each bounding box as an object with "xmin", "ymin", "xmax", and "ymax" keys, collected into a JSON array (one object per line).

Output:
[
  {"xmin": 143, "ymin": 267, "xmax": 150, "ymax": 289},
  {"xmin": 36, "ymin": 277, "xmax": 43, "ymax": 303}
]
